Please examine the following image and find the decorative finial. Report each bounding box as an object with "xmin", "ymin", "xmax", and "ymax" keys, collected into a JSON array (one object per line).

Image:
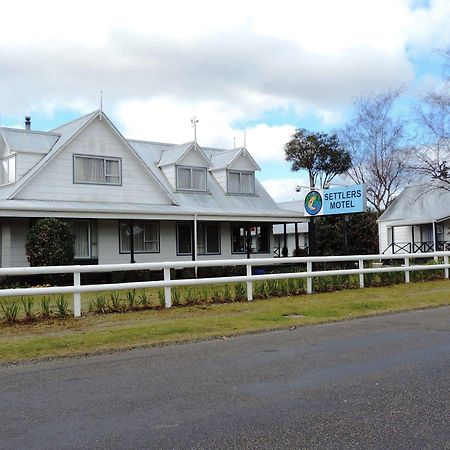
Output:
[
  {"xmin": 243, "ymin": 130, "xmax": 247, "ymax": 149},
  {"xmin": 191, "ymin": 116, "xmax": 199, "ymax": 143},
  {"xmin": 233, "ymin": 137, "xmax": 236, "ymax": 149}
]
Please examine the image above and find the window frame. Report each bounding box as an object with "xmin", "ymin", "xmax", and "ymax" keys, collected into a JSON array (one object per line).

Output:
[
  {"xmin": 176, "ymin": 222, "xmax": 221, "ymax": 256},
  {"xmin": 231, "ymin": 223, "xmax": 271, "ymax": 254},
  {"xmin": 72, "ymin": 219, "xmax": 98, "ymax": 260},
  {"xmin": 119, "ymin": 220, "xmax": 160, "ymax": 254},
  {"xmin": 227, "ymin": 170, "xmax": 255, "ymax": 195},
  {"xmin": 176, "ymin": 165, "xmax": 207, "ymax": 192},
  {"xmin": 73, "ymin": 154, "xmax": 122, "ymax": 186},
  {"xmin": 0, "ymin": 154, "xmax": 16, "ymax": 186}
]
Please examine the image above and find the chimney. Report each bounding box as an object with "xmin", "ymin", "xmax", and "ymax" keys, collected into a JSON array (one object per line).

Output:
[{"xmin": 25, "ymin": 116, "xmax": 31, "ymax": 131}]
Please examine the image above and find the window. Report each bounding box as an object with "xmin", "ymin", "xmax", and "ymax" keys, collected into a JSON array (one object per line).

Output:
[
  {"xmin": 176, "ymin": 222, "xmax": 221, "ymax": 255},
  {"xmin": 119, "ymin": 221, "xmax": 159, "ymax": 253},
  {"xmin": 197, "ymin": 223, "xmax": 220, "ymax": 254},
  {"xmin": 74, "ymin": 155, "xmax": 121, "ymax": 185},
  {"xmin": 0, "ymin": 154, "xmax": 16, "ymax": 185},
  {"xmin": 176, "ymin": 166, "xmax": 207, "ymax": 191},
  {"xmin": 177, "ymin": 223, "xmax": 192, "ymax": 255},
  {"xmin": 231, "ymin": 223, "xmax": 270, "ymax": 254},
  {"xmin": 227, "ymin": 170, "xmax": 255, "ymax": 194},
  {"xmin": 72, "ymin": 220, "xmax": 98, "ymax": 259}
]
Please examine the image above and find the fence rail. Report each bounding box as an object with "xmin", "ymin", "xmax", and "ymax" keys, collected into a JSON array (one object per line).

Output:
[{"xmin": 0, "ymin": 251, "xmax": 449, "ymax": 317}]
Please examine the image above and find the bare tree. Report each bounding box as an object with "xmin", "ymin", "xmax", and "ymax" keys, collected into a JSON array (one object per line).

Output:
[
  {"xmin": 411, "ymin": 49, "xmax": 450, "ymax": 189},
  {"xmin": 339, "ymin": 90, "xmax": 411, "ymax": 213}
]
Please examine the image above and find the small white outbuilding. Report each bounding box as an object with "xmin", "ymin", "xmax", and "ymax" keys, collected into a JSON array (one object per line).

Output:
[{"xmin": 378, "ymin": 185, "xmax": 450, "ymax": 254}]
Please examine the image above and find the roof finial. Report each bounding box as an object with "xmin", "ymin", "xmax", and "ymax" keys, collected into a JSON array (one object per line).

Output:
[
  {"xmin": 191, "ymin": 116, "xmax": 199, "ymax": 144},
  {"xmin": 99, "ymin": 90, "xmax": 103, "ymax": 120},
  {"xmin": 243, "ymin": 130, "xmax": 247, "ymax": 149},
  {"xmin": 233, "ymin": 137, "xmax": 236, "ymax": 149}
]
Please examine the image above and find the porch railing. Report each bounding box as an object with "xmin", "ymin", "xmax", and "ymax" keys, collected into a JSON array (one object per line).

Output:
[
  {"xmin": 383, "ymin": 241, "xmax": 450, "ymax": 254},
  {"xmin": 0, "ymin": 251, "xmax": 449, "ymax": 317}
]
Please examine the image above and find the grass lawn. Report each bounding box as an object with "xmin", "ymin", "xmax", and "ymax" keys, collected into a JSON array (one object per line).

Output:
[{"xmin": 0, "ymin": 279, "xmax": 449, "ymax": 364}]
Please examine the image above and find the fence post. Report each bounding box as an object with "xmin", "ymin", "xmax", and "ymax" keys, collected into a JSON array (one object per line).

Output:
[
  {"xmin": 306, "ymin": 261, "xmax": 313, "ymax": 294},
  {"xmin": 164, "ymin": 268, "xmax": 172, "ymax": 308},
  {"xmin": 404, "ymin": 257, "xmax": 410, "ymax": 283},
  {"xmin": 358, "ymin": 260, "xmax": 364, "ymax": 288},
  {"xmin": 73, "ymin": 270, "xmax": 81, "ymax": 318},
  {"xmin": 246, "ymin": 264, "xmax": 253, "ymax": 301},
  {"xmin": 444, "ymin": 255, "xmax": 449, "ymax": 279}
]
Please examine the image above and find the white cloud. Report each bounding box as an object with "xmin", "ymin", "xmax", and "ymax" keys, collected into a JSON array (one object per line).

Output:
[
  {"xmin": 261, "ymin": 178, "xmax": 309, "ymax": 203},
  {"xmin": 0, "ymin": 0, "xmax": 448, "ymax": 153},
  {"xmin": 116, "ymin": 96, "xmax": 296, "ymax": 163}
]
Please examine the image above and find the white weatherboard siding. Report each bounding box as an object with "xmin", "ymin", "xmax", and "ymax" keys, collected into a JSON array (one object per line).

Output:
[
  {"xmin": 160, "ymin": 166, "xmax": 176, "ymax": 188},
  {"xmin": 16, "ymin": 153, "xmax": 44, "ymax": 180},
  {"xmin": 98, "ymin": 220, "xmax": 274, "ymax": 265},
  {"xmin": 16, "ymin": 118, "xmax": 171, "ymax": 204},
  {"xmin": 1, "ymin": 219, "xmax": 29, "ymax": 267},
  {"xmin": 379, "ymin": 222, "xmax": 389, "ymax": 254},
  {"xmin": 229, "ymin": 153, "xmax": 258, "ymax": 171},
  {"xmin": 0, "ymin": 136, "xmax": 8, "ymax": 158},
  {"xmin": 212, "ymin": 169, "xmax": 227, "ymax": 192},
  {"xmin": 178, "ymin": 149, "xmax": 209, "ymax": 167}
]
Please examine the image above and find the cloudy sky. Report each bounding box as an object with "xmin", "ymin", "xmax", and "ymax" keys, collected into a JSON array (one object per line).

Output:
[{"xmin": 0, "ymin": 0, "xmax": 448, "ymax": 201}]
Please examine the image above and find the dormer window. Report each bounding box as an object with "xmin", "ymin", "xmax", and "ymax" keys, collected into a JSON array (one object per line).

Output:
[
  {"xmin": 0, "ymin": 154, "xmax": 16, "ymax": 185},
  {"xmin": 227, "ymin": 170, "xmax": 255, "ymax": 195},
  {"xmin": 176, "ymin": 165, "xmax": 207, "ymax": 192},
  {"xmin": 74, "ymin": 155, "xmax": 121, "ymax": 185}
]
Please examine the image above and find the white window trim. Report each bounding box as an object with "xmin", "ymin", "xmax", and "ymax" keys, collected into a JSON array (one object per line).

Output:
[
  {"xmin": 0, "ymin": 154, "xmax": 16, "ymax": 186},
  {"xmin": 119, "ymin": 221, "xmax": 160, "ymax": 254},
  {"xmin": 227, "ymin": 170, "xmax": 255, "ymax": 195},
  {"xmin": 73, "ymin": 154, "xmax": 122, "ymax": 186},
  {"xmin": 176, "ymin": 165, "xmax": 207, "ymax": 192},
  {"xmin": 176, "ymin": 222, "xmax": 221, "ymax": 255}
]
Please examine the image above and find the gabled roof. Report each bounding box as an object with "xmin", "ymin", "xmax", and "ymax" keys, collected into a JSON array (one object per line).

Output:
[
  {"xmin": 157, "ymin": 141, "xmax": 211, "ymax": 168},
  {"xmin": 378, "ymin": 184, "xmax": 450, "ymax": 226},
  {"xmin": 0, "ymin": 110, "xmax": 306, "ymax": 222},
  {"xmin": 7, "ymin": 111, "xmax": 98, "ymax": 199},
  {"xmin": 7, "ymin": 111, "xmax": 178, "ymax": 205},
  {"xmin": 209, "ymin": 147, "xmax": 261, "ymax": 171},
  {"xmin": 0, "ymin": 128, "xmax": 59, "ymax": 154}
]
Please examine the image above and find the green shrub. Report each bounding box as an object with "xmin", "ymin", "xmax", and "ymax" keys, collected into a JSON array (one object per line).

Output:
[
  {"xmin": 1, "ymin": 300, "xmax": 20, "ymax": 323},
  {"xmin": 234, "ymin": 283, "xmax": 246, "ymax": 301},
  {"xmin": 92, "ymin": 294, "xmax": 107, "ymax": 314},
  {"xmin": 157, "ymin": 289, "xmax": 166, "ymax": 308},
  {"xmin": 21, "ymin": 296, "xmax": 35, "ymax": 320},
  {"xmin": 138, "ymin": 290, "xmax": 150, "ymax": 309},
  {"xmin": 171, "ymin": 288, "xmax": 181, "ymax": 306},
  {"xmin": 40, "ymin": 296, "xmax": 52, "ymax": 318},
  {"xmin": 108, "ymin": 292, "xmax": 122, "ymax": 312},
  {"xmin": 223, "ymin": 285, "xmax": 233, "ymax": 303},
  {"xmin": 25, "ymin": 218, "xmax": 75, "ymax": 268},
  {"xmin": 126, "ymin": 290, "xmax": 137, "ymax": 310},
  {"xmin": 184, "ymin": 288, "xmax": 196, "ymax": 306},
  {"xmin": 55, "ymin": 295, "xmax": 69, "ymax": 317}
]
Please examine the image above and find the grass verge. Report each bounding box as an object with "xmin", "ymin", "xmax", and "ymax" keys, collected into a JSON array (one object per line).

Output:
[{"xmin": 1, "ymin": 279, "xmax": 449, "ymax": 364}]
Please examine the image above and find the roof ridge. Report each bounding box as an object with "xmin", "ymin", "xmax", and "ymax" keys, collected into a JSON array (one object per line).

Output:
[
  {"xmin": 51, "ymin": 110, "xmax": 99, "ymax": 132},
  {"xmin": 0, "ymin": 127, "xmax": 60, "ymax": 136},
  {"xmin": 127, "ymin": 138, "xmax": 177, "ymax": 146}
]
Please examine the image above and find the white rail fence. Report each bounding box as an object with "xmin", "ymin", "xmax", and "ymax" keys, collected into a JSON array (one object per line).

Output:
[{"xmin": 0, "ymin": 252, "xmax": 448, "ymax": 317}]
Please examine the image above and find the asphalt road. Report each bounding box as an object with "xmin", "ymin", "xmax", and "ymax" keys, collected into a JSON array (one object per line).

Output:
[{"xmin": 0, "ymin": 307, "xmax": 449, "ymax": 450}]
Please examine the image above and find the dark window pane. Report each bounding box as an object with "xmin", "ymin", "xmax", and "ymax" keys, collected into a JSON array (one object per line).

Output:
[{"xmin": 178, "ymin": 224, "xmax": 192, "ymax": 254}]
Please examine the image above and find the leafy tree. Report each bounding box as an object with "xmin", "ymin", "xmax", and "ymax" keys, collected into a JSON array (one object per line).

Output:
[
  {"xmin": 339, "ymin": 90, "xmax": 411, "ymax": 213},
  {"xmin": 25, "ymin": 218, "xmax": 75, "ymax": 267},
  {"xmin": 285, "ymin": 129, "xmax": 351, "ymax": 256},
  {"xmin": 316, "ymin": 211, "xmax": 379, "ymax": 256},
  {"xmin": 285, "ymin": 129, "xmax": 351, "ymax": 188}
]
